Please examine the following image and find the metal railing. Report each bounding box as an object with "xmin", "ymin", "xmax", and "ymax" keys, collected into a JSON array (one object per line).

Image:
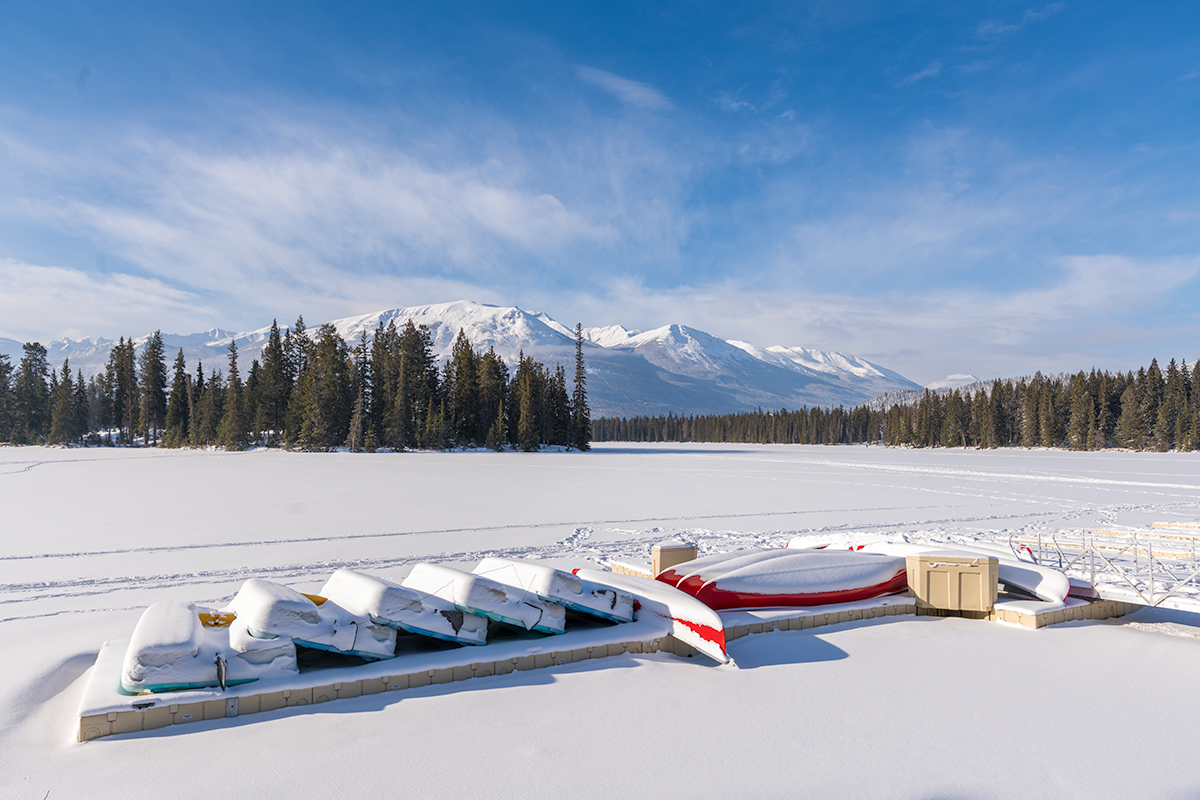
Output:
[{"xmin": 1008, "ymin": 528, "xmax": 1200, "ymax": 609}]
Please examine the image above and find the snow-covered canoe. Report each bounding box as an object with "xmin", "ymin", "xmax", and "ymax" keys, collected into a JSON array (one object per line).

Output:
[
  {"xmin": 320, "ymin": 568, "xmax": 488, "ymax": 646},
  {"xmin": 121, "ymin": 599, "xmax": 298, "ymax": 694},
  {"xmin": 228, "ymin": 578, "xmax": 397, "ymax": 661},
  {"xmin": 403, "ymin": 564, "xmax": 567, "ymax": 635},
  {"xmin": 659, "ymin": 549, "xmax": 909, "ymax": 610},
  {"xmin": 473, "ymin": 558, "xmax": 634, "ymax": 623},
  {"xmin": 574, "ymin": 569, "xmax": 729, "ymax": 664}
]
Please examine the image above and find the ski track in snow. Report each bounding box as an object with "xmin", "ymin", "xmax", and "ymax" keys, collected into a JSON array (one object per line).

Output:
[
  {"xmin": 0, "ymin": 504, "xmax": 962, "ymax": 562},
  {"xmin": 3, "ymin": 504, "xmax": 1189, "ymax": 623},
  {"xmin": 687, "ymin": 452, "xmax": 1200, "ymax": 491},
  {"xmin": 3, "ymin": 448, "xmax": 1198, "ymax": 635}
]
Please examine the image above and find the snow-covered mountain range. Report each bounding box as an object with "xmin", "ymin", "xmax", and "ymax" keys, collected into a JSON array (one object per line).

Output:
[{"xmin": 0, "ymin": 301, "xmax": 921, "ymax": 417}]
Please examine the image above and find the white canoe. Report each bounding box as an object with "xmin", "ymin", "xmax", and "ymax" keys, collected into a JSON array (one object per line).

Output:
[
  {"xmin": 403, "ymin": 563, "xmax": 566, "ymax": 635},
  {"xmin": 575, "ymin": 568, "xmax": 729, "ymax": 664},
  {"xmin": 473, "ymin": 558, "xmax": 634, "ymax": 623},
  {"xmin": 320, "ymin": 568, "xmax": 488, "ymax": 646}
]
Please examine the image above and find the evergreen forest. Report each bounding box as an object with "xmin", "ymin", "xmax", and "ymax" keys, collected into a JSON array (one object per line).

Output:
[
  {"xmin": 0, "ymin": 318, "xmax": 592, "ymax": 452},
  {"xmin": 594, "ymin": 359, "xmax": 1200, "ymax": 452}
]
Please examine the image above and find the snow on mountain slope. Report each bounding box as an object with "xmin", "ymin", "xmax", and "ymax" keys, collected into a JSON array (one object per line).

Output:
[
  {"xmin": 533, "ymin": 313, "xmax": 640, "ymax": 348},
  {"xmin": 336, "ymin": 301, "xmax": 573, "ymax": 356},
  {"xmin": 728, "ymin": 340, "xmax": 921, "ymax": 405},
  {"xmin": 583, "ymin": 324, "xmax": 641, "ymax": 348},
  {"xmin": 926, "ymin": 374, "xmax": 981, "ymax": 390},
  {"xmin": 0, "ymin": 336, "xmax": 24, "ymax": 364},
  {"xmin": 9, "ymin": 301, "xmax": 921, "ymax": 417}
]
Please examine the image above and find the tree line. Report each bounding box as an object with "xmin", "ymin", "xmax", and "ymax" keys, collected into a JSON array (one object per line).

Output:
[
  {"xmin": 0, "ymin": 318, "xmax": 591, "ymax": 452},
  {"xmin": 594, "ymin": 358, "xmax": 1200, "ymax": 452}
]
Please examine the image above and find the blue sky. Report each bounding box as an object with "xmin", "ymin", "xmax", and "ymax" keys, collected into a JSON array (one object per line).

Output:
[{"xmin": 1, "ymin": 1, "xmax": 1198, "ymax": 383}]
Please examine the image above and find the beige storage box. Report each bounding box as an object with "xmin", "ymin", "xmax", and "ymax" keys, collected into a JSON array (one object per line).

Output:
[
  {"xmin": 652, "ymin": 541, "xmax": 697, "ymax": 577},
  {"xmin": 906, "ymin": 555, "xmax": 998, "ymax": 612}
]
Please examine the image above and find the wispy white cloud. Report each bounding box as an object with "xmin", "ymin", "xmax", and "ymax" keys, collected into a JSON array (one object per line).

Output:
[
  {"xmin": 0, "ymin": 259, "xmax": 214, "ymax": 341},
  {"xmin": 0, "ymin": 100, "xmax": 702, "ymax": 338},
  {"xmin": 976, "ymin": 3, "xmax": 1065, "ymax": 38},
  {"xmin": 14, "ymin": 127, "xmax": 612, "ymax": 296},
  {"xmin": 714, "ymin": 90, "xmax": 754, "ymax": 112},
  {"xmin": 1022, "ymin": 3, "xmax": 1066, "ymax": 23},
  {"xmin": 899, "ymin": 60, "xmax": 942, "ymax": 86},
  {"xmin": 575, "ymin": 66, "xmax": 674, "ymax": 110}
]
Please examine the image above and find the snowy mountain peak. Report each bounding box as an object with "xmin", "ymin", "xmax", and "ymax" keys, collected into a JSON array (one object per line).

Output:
[
  {"xmin": 2, "ymin": 299, "xmax": 923, "ymax": 417},
  {"xmin": 582, "ymin": 324, "xmax": 641, "ymax": 348},
  {"xmin": 328, "ymin": 301, "xmax": 573, "ymax": 361}
]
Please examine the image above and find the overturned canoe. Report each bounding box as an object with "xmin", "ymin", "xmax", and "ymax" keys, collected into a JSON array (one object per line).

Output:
[
  {"xmin": 120, "ymin": 600, "xmax": 291, "ymax": 694},
  {"xmin": 320, "ymin": 568, "xmax": 488, "ymax": 646},
  {"xmin": 228, "ymin": 578, "xmax": 396, "ymax": 661},
  {"xmin": 661, "ymin": 549, "xmax": 908, "ymax": 611},
  {"xmin": 473, "ymin": 558, "xmax": 634, "ymax": 623},
  {"xmin": 575, "ymin": 568, "xmax": 729, "ymax": 664},
  {"xmin": 403, "ymin": 563, "xmax": 566, "ymax": 634}
]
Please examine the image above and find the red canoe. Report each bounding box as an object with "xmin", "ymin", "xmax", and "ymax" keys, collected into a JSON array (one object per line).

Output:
[{"xmin": 657, "ymin": 549, "xmax": 908, "ymax": 611}]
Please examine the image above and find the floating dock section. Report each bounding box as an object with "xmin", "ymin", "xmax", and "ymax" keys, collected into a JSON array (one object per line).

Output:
[
  {"xmin": 78, "ymin": 548, "xmax": 1145, "ymax": 742},
  {"xmin": 79, "ymin": 616, "xmax": 695, "ymax": 742}
]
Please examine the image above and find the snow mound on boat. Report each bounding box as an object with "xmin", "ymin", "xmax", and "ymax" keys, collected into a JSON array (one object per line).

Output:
[
  {"xmin": 121, "ymin": 601, "xmax": 210, "ymax": 693},
  {"xmin": 228, "ymin": 579, "xmax": 322, "ymax": 638},
  {"xmin": 227, "ymin": 577, "xmax": 396, "ymax": 660},
  {"xmin": 320, "ymin": 568, "xmax": 488, "ymax": 646},
  {"xmin": 663, "ymin": 549, "xmax": 908, "ymax": 610},
  {"xmin": 473, "ymin": 557, "xmax": 634, "ymax": 623},
  {"xmin": 121, "ymin": 599, "xmax": 300, "ymax": 694},
  {"xmin": 656, "ymin": 547, "xmax": 772, "ymax": 588},
  {"xmin": 404, "ymin": 563, "xmax": 566, "ymax": 634},
  {"xmin": 707, "ymin": 551, "xmax": 905, "ymax": 595}
]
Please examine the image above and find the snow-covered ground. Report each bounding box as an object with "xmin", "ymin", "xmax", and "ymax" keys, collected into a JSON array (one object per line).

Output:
[{"xmin": 3, "ymin": 443, "xmax": 1200, "ymax": 798}]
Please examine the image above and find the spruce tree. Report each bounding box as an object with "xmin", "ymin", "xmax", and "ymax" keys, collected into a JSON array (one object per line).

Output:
[
  {"xmin": 196, "ymin": 368, "xmax": 224, "ymax": 447},
  {"xmin": 163, "ymin": 349, "xmax": 189, "ymax": 447},
  {"xmin": 138, "ymin": 331, "xmax": 168, "ymax": 446},
  {"xmin": 449, "ymin": 328, "xmax": 479, "ymax": 446},
  {"xmin": 218, "ymin": 340, "xmax": 249, "ymax": 450},
  {"xmin": 49, "ymin": 359, "xmax": 75, "ymax": 444},
  {"xmin": 297, "ymin": 323, "xmax": 353, "ymax": 450},
  {"xmin": 189, "ymin": 361, "xmax": 204, "ymax": 447},
  {"xmin": 371, "ymin": 319, "xmax": 399, "ymax": 446},
  {"xmin": 283, "ymin": 316, "xmax": 310, "ymax": 443},
  {"xmin": 346, "ymin": 385, "xmax": 367, "ymax": 452},
  {"xmin": 1020, "ymin": 377, "xmax": 1040, "ymax": 447},
  {"xmin": 245, "ymin": 359, "xmax": 263, "ymax": 446},
  {"xmin": 485, "ymin": 398, "xmax": 506, "ymax": 451},
  {"xmin": 571, "ymin": 323, "xmax": 591, "ymax": 451},
  {"xmin": 1038, "ymin": 387, "xmax": 1058, "ymax": 447},
  {"xmin": 259, "ymin": 320, "xmax": 290, "ymax": 444},
  {"xmin": 1066, "ymin": 374, "xmax": 1094, "ymax": 451},
  {"xmin": 476, "ymin": 347, "xmax": 507, "ymax": 445},
  {"xmin": 15, "ymin": 342, "xmax": 51, "ymax": 443},
  {"xmin": 105, "ymin": 337, "xmax": 138, "ymax": 444},
  {"xmin": 548, "ymin": 364, "xmax": 571, "ymax": 447},
  {"xmin": 1115, "ymin": 384, "xmax": 1142, "ymax": 449},
  {"xmin": 1093, "ymin": 371, "xmax": 1114, "ymax": 448},
  {"xmin": 72, "ymin": 369, "xmax": 88, "ymax": 442},
  {"xmin": 516, "ymin": 356, "xmax": 539, "ymax": 452},
  {"xmin": 0, "ymin": 354, "xmax": 14, "ymax": 442}
]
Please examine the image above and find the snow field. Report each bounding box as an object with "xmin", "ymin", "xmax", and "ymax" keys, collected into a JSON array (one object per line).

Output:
[{"xmin": 3, "ymin": 442, "xmax": 1200, "ymax": 798}]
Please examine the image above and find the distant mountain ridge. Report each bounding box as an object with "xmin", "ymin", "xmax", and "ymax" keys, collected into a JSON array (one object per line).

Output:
[{"xmin": 0, "ymin": 301, "xmax": 921, "ymax": 417}]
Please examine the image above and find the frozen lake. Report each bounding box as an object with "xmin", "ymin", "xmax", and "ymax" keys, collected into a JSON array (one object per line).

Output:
[{"xmin": 3, "ymin": 443, "xmax": 1200, "ymax": 798}]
